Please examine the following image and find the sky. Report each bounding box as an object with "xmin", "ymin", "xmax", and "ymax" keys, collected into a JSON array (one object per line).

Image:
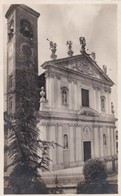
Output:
[{"xmin": 3, "ymin": 3, "xmax": 118, "ymax": 116}]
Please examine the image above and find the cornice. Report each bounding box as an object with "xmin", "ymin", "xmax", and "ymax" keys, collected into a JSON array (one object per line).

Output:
[
  {"xmin": 41, "ymin": 54, "xmax": 114, "ymax": 86},
  {"xmin": 5, "ymin": 4, "xmax": 40, "ymax": 19},
  {"xmin": 43, "ymin": 65, "xmax": 112, "ymax": 88},
  {"xmin": 38, "ymin": 111, "xmax": 116, "ymax": 125}
]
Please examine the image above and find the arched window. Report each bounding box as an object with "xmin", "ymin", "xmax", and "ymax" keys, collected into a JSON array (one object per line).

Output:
[
  {"xmin": 63, "ymin": 134, "xmax": 68, "ymax": 149},
  {"xmin": 103, "ymin": 134, "xmax": 107, "ymax": 145},
  {"xmin": 101, "ymin": 96, "xmax": 106, "ymax": 111},
  {"xmin": 61, "ymin": 87, "xmax": 68, "ymax": 105},
  {"xmin": 20, "ymin": 19, "xmax": 33, "ymax": 39}
]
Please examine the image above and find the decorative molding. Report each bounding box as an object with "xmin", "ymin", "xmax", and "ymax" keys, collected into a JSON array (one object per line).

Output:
[{"xmin": 67, "ymin": 78, "xmax": 73, "ymax": 83}]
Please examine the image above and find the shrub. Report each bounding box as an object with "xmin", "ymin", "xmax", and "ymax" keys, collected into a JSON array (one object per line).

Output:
[
  {"xmin": 76, "ymin": 158, "xmax": 109, "ymax": 194},
  {"xmin": 83, "ymin": 158, "xmax": 107, "ymax": 183}
]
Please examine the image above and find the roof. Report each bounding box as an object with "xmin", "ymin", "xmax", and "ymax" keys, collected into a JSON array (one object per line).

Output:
[{"xmin": 5, "ymin": 4, "xmax": 40, "ymax": 18}]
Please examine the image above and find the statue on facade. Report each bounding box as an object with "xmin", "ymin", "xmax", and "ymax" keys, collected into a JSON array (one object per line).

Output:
[
  {"xmin": 111, "ymin": 102, "xmax": 115, "ymax": 114},
  {"xmin": 103, "ymin": 65, "xmax": 107, "ymax": 74},
  {"xmin": 47, "ymin": 38, "xmax": 57, "ymax": 60},
  {"xmin": 79, "ymin": 37, "xmax": 86, "ymax": 53},
  {"xmin": 66, "ymin": 41, "xmax": 74, "ymax": 57},
  {"xmin": 64, "ymin": 134, "xmax": 68, "ymax": 149}
]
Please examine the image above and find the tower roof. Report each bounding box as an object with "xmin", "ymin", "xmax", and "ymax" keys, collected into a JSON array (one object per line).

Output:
[{"xmin": 5, "ymin": 4, "xmax": 40, "ymax": 18}]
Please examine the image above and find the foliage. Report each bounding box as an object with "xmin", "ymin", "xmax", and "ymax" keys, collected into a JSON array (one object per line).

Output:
[
  {"xmin": 76, "ymin": 181, "xmax": 118, "ymax": 194},
  {"xmin": 4, "ymin": 70, "xmax": 60, "ymax": 193},
  {"xmin": 76, "ymin": 158, "xmax": 110, "ymax": 194},
  {"xmin": 83, "ymin": 158, "xmax": 107, "ymax": 183}
]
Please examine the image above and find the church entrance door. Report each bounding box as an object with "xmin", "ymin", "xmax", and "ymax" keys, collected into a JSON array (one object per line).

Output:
[{"xmin": 83, "ymin": 141, "xmax": 91, "ymax": 162}]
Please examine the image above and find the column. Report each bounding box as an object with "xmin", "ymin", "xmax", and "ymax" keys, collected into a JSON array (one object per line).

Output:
[
  {"xmin": 99, "ymin": 127, "xmax": 103, "ymax": 158},
  {"xmin": 94, "ymin": 127, "xmax": 100, "ymax": 158},
  {"xmin": 70, "ymin": 126, "xmax": 74, "ymax": 162},
  {"xmin": 107, "ymin": 127, "xmax": 111, "ymax": 157},
  {"xmin": 58, "ymin": 126, "xmax": 63, "ymax": 164}
]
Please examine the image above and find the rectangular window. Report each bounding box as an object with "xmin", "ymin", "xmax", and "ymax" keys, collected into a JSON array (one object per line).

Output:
[{"xmin": 81, "ymin": 89, "xmax": 89, "ymax": 107}]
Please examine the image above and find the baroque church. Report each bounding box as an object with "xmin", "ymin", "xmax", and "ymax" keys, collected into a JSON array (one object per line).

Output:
[{"xmin": 5, "ymin": 4, "xmax": 117, "ymax": 193}]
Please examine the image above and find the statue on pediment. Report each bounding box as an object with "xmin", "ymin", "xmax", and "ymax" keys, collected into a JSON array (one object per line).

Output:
[
  {"xmin": 103, "ymin": 65, "xmax": 107, "ymax": 74},
  {"xmin": 91, "ymin": 52, "xmax": 96, "ymax": 61},
  {"xmin": 79, "ymin": 37, "xmax": 86, "ymax": 53},
  {"xmin": 66, "ymin": 41, "xmax": 74, "ymax": 57},
  {"xmin": 47, "ymin": 38, "xmax": 57, "ymax": 60}
]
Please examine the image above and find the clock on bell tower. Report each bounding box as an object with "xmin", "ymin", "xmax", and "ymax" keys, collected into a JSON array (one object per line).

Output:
[{"xmin": 5, "ymin": 4, "xmax": 40, "ymax": 113}]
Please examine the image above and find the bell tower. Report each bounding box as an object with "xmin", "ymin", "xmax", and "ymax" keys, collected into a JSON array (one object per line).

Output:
[{"xmin": 5, "ymin": 4, "xmax": 40, "ymax": 113}]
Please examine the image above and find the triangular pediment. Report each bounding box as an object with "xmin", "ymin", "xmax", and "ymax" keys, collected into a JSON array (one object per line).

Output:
[
  {"xmin": 64, "ymin": 55, "xmax": 113, "ymax": 84},
  {"xmin": 78, "ymin": 107, "xmax": 101, "ymax": 117},
  {"xmin": 41, "ymin": 53, "xmax": 114, "ymax": 85}
]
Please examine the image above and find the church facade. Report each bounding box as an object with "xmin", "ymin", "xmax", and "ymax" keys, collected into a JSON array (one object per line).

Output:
[
  {"xmin": 5, "ymin": 4, "xmax": 117, "ymax": 193},
  {"xmin": 38, "ymin": 45, "xmax": 117, "ymax": 172}
]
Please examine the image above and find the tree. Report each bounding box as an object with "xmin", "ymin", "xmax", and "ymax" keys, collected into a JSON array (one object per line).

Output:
[
  {"xmin": 4, "ymin": 70, "xmax": 59, "ymax": 194},
  {"xmin": 77, "ymin": 158, "xmax": 108, "ymax": 194}
]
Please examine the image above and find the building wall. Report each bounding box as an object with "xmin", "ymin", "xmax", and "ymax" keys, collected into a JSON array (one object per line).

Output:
[
  {"xmin": 38, "ymin": 116, "xmax": 116, "ymax": 171},
  {"xmin": 43, "ymin": 71, "xmax": 112, "ymax": 116}
]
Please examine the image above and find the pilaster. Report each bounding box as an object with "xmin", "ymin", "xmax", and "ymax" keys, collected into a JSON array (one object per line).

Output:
[
  {"xmin": 70, "ymin": 126, "xmax": 74, "ymax": 162},
  {"xmin": 68, "ymin": 79, "xmax": 72, "ymax": 109},
  {"xmin": 99, "ymin": 127, "xmax": 103, "ymax": 158},
  {"xmin": 94, "ymin": 127, "xmax": 100, "ymax": 158},
  {"xmin": 58, "ymin": 126, "xmax": 63, "ymax": 164},
  {"xmin": 107, "ymin": 127, "xmax": 111, "ymax": 156},
  {"xmin": 110, "ymin": 128, "xmax": 115, "ymax": 156}
]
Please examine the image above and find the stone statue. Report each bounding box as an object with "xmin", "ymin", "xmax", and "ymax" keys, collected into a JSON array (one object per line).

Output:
[
  {"xmin": 47, "ymin": 38, "xmax": 57, "ymax": 59},
  {"xmin": 111, "ymin": 102, "xmax": 115, "ymax": 114},
  {"xmin": 103, "ymin": 65, "xmax": 107, "ymax": 74},
  {"xmin": 91, "ymin": 52, "xmax": 96, "ymax": 61},
  {"xmin": 79, "ymin": 37, "xmax": 86, "ymax": 53},
  {"xmin": 66, "ymin": 41, "xmax": 74, "ymax": 57},
  {"xmin": 64, "ymin": 134, "xmax": 68, "ymax": 149}
]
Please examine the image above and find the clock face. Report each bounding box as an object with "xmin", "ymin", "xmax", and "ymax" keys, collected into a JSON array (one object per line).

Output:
[{"xmin": 8, "ymin": 42, "xmax": 14, "ymax": 58}]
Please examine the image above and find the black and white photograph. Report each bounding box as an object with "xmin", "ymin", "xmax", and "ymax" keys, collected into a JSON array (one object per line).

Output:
[{"xmin": 2, "ymin": 1, "xmax": 119, "ymax": 194}]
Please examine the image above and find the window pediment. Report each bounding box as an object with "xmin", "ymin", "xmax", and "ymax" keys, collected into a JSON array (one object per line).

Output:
[{"xmin": 78, "ymin": 108, "xmax": 100, "ymax": 117}]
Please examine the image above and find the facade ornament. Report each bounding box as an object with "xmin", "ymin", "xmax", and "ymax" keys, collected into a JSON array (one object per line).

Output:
[
  {"xmin": 103, "ymin": 65, "xmax": 107, "ymax": 74},
  {"xmin": 111, "ymin": 102, "xmax": 115, "ymax": 114},
  {"xmin": 47, "ymin": 38, "xmax": 57, "ymax": 60},
  {"xmin": 40, "ymin": 87, "xmax": 45, "ymax": 102},
  {"xmin": 91, "ymin": 52, "xmax": 96, "ymax": 61},
  {"xmin": 79, "ymin": 37, "xmax": 86, "ymax": 53},
  {"xmin": 66, "ymin": 41, "xmax": 74, "ymax": 57}
]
